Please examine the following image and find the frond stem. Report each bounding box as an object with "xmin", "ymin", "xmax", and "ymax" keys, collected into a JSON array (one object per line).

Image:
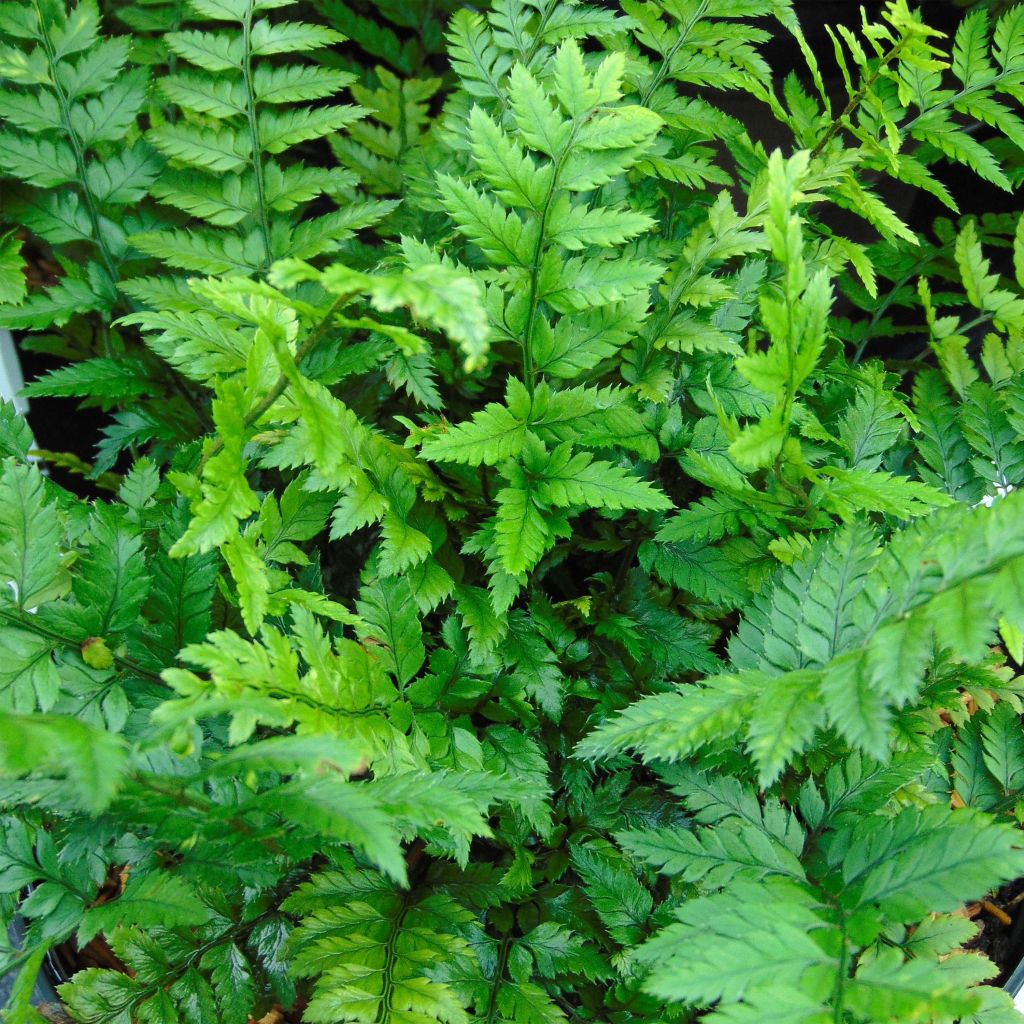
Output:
[
  {"xmin": 810, "ymin": 37, "xmax": 909, "ymax": 161},
  {"xmin": 242, "ymin": 0, "xmax": 274, "ymax": 273},
  {"xmin": 521, "ymin": 124, "xmax": 579, "ymax": 397},
  {"xmin": 638, "ymin": 0, "xmax": 710, "ymax": 107},
  {"xmin": 32, "ymin": 0, "xmax": 119, "ymax": 286},
  {"xmin": 483, "ymin": 934, "xmax": 513, "ymax": 1024}
]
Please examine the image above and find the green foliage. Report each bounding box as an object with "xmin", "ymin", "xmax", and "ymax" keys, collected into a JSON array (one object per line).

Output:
[
  {"xmin": 0, "ymin": 0, "xmax": 156, "ymax": 329},
  {"xmin": 136, "ymin": 0, "xmax": 388, "ymax": 277},
  {"xmin": 623, "ymin": 763, "xmax": 1024, "ymax": 1022},
  {"xmin": 4, "ymin": 2, "xmax": 1024, "ymax": 1023}
]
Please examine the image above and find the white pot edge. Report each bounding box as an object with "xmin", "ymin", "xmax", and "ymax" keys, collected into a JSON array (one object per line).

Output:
[
  {"xmin": 0, "ymin": 328, "xmax": 27, "ymax": 417},
  {"xmin": 1007, "ymin": 957, "xmax": 1024, "ymax": 1014}
]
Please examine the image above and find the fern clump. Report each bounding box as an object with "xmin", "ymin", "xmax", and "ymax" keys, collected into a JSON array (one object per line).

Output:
[{"xmin": 3, "ymin": 2, "xmax": 1024, "ymax": 1023}]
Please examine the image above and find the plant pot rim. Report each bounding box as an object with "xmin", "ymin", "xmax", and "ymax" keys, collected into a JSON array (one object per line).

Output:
[
  {"xmin": 3, "ymin": 917, "xmax": 63, "ymax": 1008},
  {"xmin": 0, "ymin": 328, "xmax": 28, "ymax": 417},
  {"xmin": 1006, "ymin": 955, "xmax": 1024, "ymax": 1011}
]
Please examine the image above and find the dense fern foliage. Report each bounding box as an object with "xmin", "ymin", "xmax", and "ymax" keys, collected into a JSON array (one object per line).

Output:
[{"xmin": 5, "ymin": 1, "xmax": 1024, "ymax": 1022}]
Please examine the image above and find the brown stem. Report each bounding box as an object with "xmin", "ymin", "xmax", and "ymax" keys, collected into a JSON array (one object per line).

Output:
[{"xmin": 810, "ymin": 38, "xmax": 908, "ymax": 162}]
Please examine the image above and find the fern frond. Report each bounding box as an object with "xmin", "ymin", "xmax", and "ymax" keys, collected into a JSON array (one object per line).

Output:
[
  {"xmin": 0, "ymin": 0, "xmax": 157, "ymax": 325},
  {"xmin": 142, "ymin": 0, "xmax": 369, "ymax": 278}
]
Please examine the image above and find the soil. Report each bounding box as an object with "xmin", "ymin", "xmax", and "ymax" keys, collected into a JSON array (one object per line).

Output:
[{"xmin": 965, "ymin": 878, "xmax": 1024, "ymax": 986}]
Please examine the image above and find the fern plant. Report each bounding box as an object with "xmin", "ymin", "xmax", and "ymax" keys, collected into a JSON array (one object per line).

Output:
[
  {"xmin": 134, "ymin": 0, "xmax": 385, "ymax": 277},
  {"xmin": 0, "ymin": 0, "xmax": 157, "ymax": 329},
  {"xmin": 4, "ymin": 2, "xmax": 1024, "ymax": 1024}
]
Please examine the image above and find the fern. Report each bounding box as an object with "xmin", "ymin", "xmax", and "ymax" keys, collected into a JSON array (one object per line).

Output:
[
  {"xmin": 3, "ymin": 3, "xmax": 1024, "ymax": 1024},
  {"xmin": 621, "ymin": 764, "xmax": 1024, "ymax": 1023},
  {"xmin": 312, "ymin": 0, "xmax": 461, "ymax": 75},
  {"xmin": 581, "ymin": 492, "xmax": 1024, "ymax": 781},
  {"xmin": 134, "ymin": 0, "xmax": 388, "ymax": 277},
  {"xmin": 285, "ymin": 870, "xmax": 478, "ymax": 1024},
  {"xmin": 0, "ymin": 0, "xmax": 157, "ymax": 328},
  {"xmin": 328, "ymin": 66, "xmax": 442, "ymax": 205},
  {"xmin": 422, "ymin": 39, "xmax": 667, "ymax": 586}
]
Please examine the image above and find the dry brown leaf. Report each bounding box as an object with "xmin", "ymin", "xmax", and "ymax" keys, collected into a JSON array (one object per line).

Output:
[
  {"xmin": 249, "ymin": 1007, "xmax": 285, "ymax": 1024},
  {"xmin": 981, "ymin": 899, "xmax": 1013, "ymax": 927}
]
